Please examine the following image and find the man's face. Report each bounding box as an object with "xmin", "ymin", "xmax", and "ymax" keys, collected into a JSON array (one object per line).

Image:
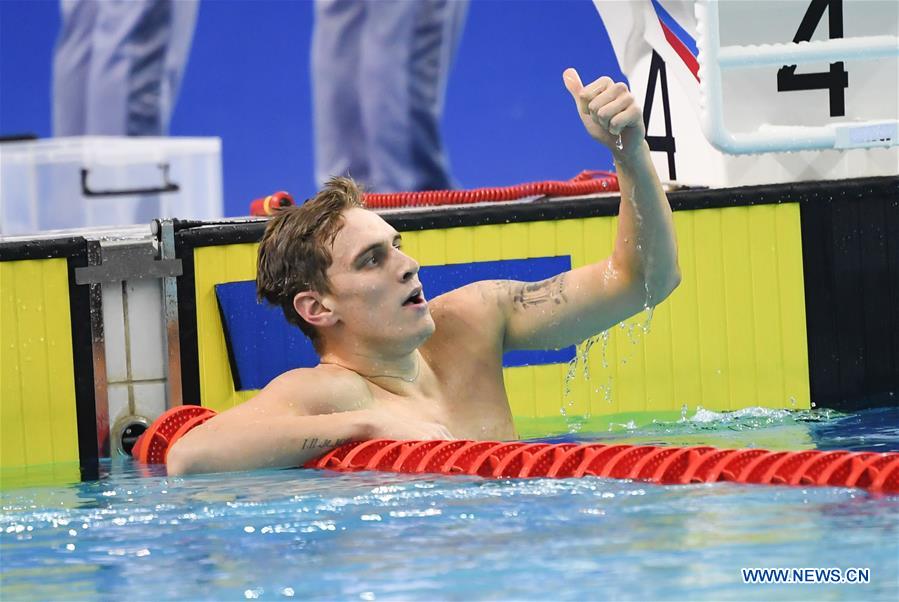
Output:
[{"xmin": 323, "ymin": 208, "xmax": 435, "ymax": 353}]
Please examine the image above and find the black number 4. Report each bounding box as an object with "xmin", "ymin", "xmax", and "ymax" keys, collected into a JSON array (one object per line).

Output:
[
  {"xmin": 777, "ymin": 0, "xmax": 848, "ymax": 117},
  {"xmin": 643, "ymin": 50, "xmax": 676, "ymax": 180}
]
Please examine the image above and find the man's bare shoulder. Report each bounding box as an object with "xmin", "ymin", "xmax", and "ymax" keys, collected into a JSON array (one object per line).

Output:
[
  {"xmin": 256, "ymin": 365, "xmax": 373, "ymax": 416},
  {"xmin": 431, "ymin": 280, "xmax": 509, "ymax": 316},
  {"xmin": 427, "ymin": 281, "xmax": 508, "ymax": 343}
]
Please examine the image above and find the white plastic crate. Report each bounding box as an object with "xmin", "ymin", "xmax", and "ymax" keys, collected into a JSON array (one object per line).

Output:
[{"xmin": 0, "ymin": 136, "xmax": 223, "ymax": 235}]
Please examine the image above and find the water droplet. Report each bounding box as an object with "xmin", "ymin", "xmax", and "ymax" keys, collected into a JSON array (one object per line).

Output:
[{"xmin": 640, "ymin": 306, "xmax": 654, "ymax": 334}]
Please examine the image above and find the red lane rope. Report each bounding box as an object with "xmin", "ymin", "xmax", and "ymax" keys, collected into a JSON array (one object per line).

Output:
[
  {"xmin": 134, "ymin": 407, "xmax": 899, "ymax": 494},
  {"xmin": 248, "ymin": 171, "xmax": 619, "ymax": 215},
  {"xmin": 305, "ymin": 439, "xmax": 899, "ymax": 495},
  {"xmin": 132, "ymin": 405, "xmax": 217, "ymax": 465}
]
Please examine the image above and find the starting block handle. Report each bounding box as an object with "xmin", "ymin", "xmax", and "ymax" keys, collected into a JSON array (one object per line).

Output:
[{"xmin": 697, "ymin": 0, "xmax": 899, "ymax": 154}]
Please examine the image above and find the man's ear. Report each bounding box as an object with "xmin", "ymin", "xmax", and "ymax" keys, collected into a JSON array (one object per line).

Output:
[{"xmin": 293, "ymin": 291, "xmax": 337, "ymax": 328}]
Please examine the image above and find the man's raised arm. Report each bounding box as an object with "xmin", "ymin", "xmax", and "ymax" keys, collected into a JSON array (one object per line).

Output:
[{"xmin": 482, "ymin": 69, "xmax": 680, "ymax": 352}]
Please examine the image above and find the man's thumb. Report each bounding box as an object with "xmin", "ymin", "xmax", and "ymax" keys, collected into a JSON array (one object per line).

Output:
[{"xmin": 563, "ymin": 67, "xmax": 583, "ymax": 97}]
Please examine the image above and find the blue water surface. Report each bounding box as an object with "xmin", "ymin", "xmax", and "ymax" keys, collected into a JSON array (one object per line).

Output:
[{"xmin": 2, "ymin": 407, "xmax": 898, "ymax": 601}]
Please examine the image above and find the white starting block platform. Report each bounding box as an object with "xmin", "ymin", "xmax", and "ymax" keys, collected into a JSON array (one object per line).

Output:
[{"xmin": 593, "ymin": 0, "xmax": 898, "ymax": 188}]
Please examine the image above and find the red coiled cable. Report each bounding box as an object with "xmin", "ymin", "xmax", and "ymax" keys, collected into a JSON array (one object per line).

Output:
[
  {"xmin": 363, "ymin": 170, "xmax": 619, "ymax": 209},
  {"xmin": 248, "ymin": 171, "xmax": 619, "ymax": 215},
  {"xmin": 249, "ymin": 191, "xmax": 295, "ymax": 216}
]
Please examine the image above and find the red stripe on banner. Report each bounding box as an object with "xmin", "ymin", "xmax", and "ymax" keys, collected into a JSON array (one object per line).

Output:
[{"xmin": 659, "ymin": 19, "xmax": 699, "ymax": 82}]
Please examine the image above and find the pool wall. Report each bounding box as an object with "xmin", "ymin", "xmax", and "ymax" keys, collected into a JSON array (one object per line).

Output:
[
  {"xmin": 1, "ymin": 176, "xmax": 896, "ymax": 477},
  {"xmin": 189, "ymin": 203, "xmax": 809, "ymax": 420}
]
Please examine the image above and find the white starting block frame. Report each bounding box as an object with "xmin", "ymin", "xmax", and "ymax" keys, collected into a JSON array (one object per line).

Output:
[
  {"xmin": 592, "ymin": 0, "xmax": 899, "ymax": 187},
  {"xmin": 698, "ymin": 0, "xmax": 899, "ymax": 153}
]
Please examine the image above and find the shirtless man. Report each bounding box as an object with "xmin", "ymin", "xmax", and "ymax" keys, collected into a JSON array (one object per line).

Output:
[{"xmin": 166, "ymin": 69, "xmax": 681, "ymax": 476}]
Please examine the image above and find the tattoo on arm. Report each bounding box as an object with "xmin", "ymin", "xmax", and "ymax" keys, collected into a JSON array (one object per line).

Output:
[
  {"xmin": 301, "ymin": 437, "xmax": 350, "ymax": 450},
  {"xmin": 511, "ymin": 274, "xmax": 567, "ymax": 311}
]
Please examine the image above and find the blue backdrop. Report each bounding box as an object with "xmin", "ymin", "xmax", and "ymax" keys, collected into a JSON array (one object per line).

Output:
[{"xmin": 0, "ymin": 0, "xmax": 625, "ymax": 217}]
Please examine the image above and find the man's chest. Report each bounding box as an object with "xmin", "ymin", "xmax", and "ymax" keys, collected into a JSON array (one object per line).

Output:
[{"xmin": 371, "ymin": 358, "xmax": 516, "ymax": 441}]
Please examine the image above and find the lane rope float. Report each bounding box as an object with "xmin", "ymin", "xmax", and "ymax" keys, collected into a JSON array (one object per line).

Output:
[{"xmin": 135, "ymin": 406, "xmax": 899, "ymax": 494}]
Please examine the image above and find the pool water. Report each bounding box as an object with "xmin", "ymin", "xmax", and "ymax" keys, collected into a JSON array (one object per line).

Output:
[{"xmin": 2, "ymin": 407, "xmax": 898, "ymax": 600}]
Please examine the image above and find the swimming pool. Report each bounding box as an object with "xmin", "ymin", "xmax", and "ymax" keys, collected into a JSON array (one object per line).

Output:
[{"xmin": 2, "ymin": 407, "xmax": 897, "ymax": 600}]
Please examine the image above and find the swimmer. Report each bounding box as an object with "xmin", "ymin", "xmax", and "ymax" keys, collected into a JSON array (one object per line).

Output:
[{"xmin": 166, "ymin": 69, "xmax": 680, "ymax": 475}]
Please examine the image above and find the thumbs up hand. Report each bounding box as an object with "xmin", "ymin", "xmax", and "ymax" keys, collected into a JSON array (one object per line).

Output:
[{"xmin": 563, "ymin": 68, "xmax": 646, "ymax": 158}]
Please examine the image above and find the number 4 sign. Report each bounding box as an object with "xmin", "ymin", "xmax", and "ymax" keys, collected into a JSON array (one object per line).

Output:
[
  {"xmin": 592, "ymin": 0, "xmax": 898, "ymax": 188},
  {"xmin": 776, "ymin": 0, "xmax": 849, "ymax": 117}
]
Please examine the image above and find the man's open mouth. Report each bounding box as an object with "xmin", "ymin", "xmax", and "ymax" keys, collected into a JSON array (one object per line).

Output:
[{"xmin": 403, "ymin": 287, "xmax": 425, "ymax": 306}]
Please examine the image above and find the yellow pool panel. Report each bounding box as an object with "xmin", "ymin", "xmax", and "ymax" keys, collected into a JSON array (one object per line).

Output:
[
  {"xmin": 193, "ymin": 243, "xmax": 258, "ymax": 412},
  {"xmin": 195, "ymin": 204, "xmax": 809, "ymax": 426},
  {"xmin": 407, "ymin": 205, "xmax": 810, "ymax": 419},
  {"xmin": 192, "ymin": 203, "xmax": 810, "ymax": 426},
  {"xmin": 0, "ymin": 258, "xmax": 80, "ymax": 469}
]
